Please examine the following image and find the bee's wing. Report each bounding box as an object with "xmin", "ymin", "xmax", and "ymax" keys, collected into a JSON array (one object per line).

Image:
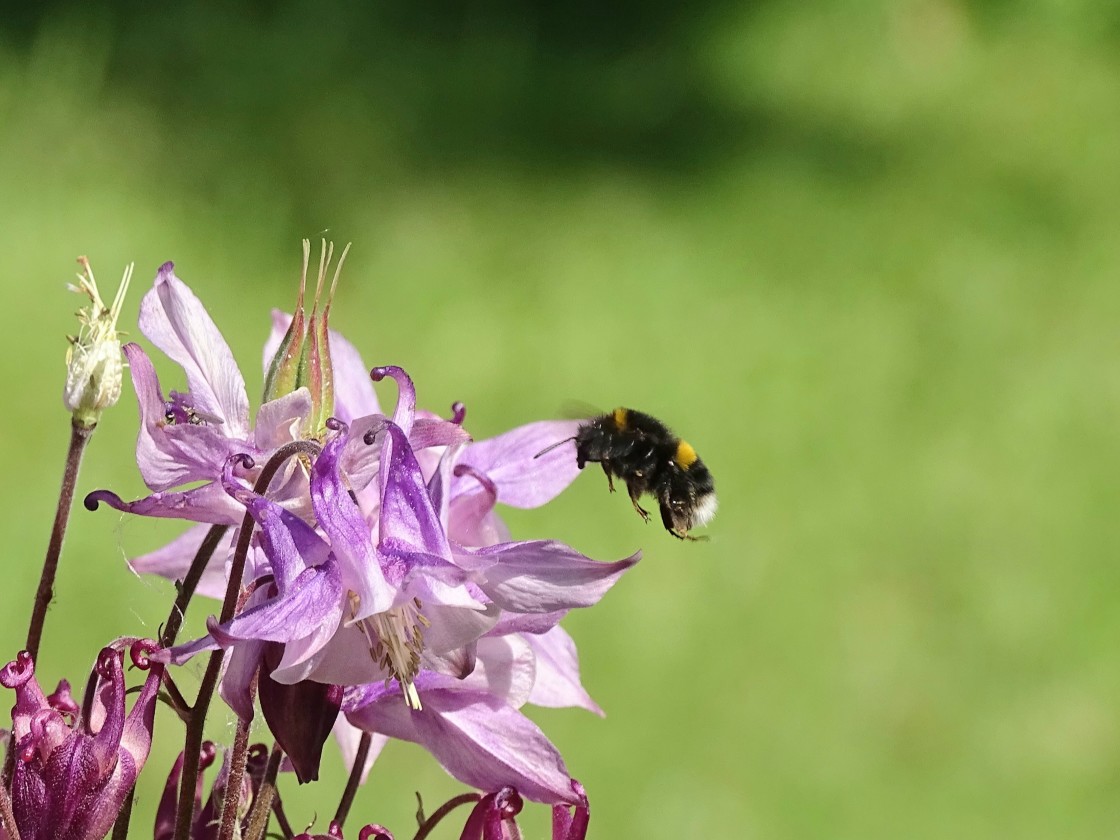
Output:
[{"xmin": 560, "ymin": 399, "xmax": 604, "ymax": 420}]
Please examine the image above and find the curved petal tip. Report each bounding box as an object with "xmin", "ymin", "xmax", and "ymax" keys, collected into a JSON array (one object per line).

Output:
[{"xmin": 84, "ymin": 489, "xmax": 127, "ymax": 512}]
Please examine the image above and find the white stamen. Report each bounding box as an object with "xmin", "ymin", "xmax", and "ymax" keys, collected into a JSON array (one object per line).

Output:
[{"xmin": 349, "ymin": 592, "xmax": 427, "ymax": 710}]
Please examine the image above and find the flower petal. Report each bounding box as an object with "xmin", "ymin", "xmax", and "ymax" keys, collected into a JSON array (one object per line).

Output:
[
  {"xmin": 220, "ymin": 635, "xmax": 266, "ymax": 721},
  {"xmin": 126, "ymin": 524, "xmax": 233, "ymax": 599},
  {"xmin": 448, "ymin": 464, "xmax": 511, "ymax": 548},
  {"xmin": 124, "ymin": 343, "xmax": 243, "ymax": 490},
  {"xmin": 332, "ymin": 716, "xmax": 387, "ymax": 786},
  {"xmin": 139, "ymin": 263, "xmax": 250, "ymax": 438},
  {"xmin": 523, "ymin": 627, "xmax": 602, "ymax": 716},
  {"xmin": 459, "ymin": 636, "xmax": 535, "ymax": 709},
  {"xmin": 273, "ymin": 623, "xmax": 384, "ymax": 686},
  {"xmin": 311, "ymin": 432, "xmax": 394, "ymax": 618},
  {"xmin": 346, "ymin": 682, "xmax": 576, "ymax": 805},
  {"xmin": 85, "ymin": 480, "xmax": 247, "ymax": 526},
  {"xmin": 378, "ymin": 423, "xmax": 453, "ymax": 564},
  {"xmin": 454, "ymin": 421, "xmax": 583, "ymax": 509},
  {"xmin": 208, "ymin": 563, "xmax": 344, "ymax": 646},
  {"xmin": 253, "ymin": 388, "xmax": 313, "ymax": 451},
  {"xmin": 456, "ymin": 542, "xmax": 639, "ymax": 613}
]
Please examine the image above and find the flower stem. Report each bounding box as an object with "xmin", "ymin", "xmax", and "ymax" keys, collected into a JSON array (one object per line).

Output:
[
  {"xmin": 243, "ymin": 744, "xmax": 284, "ymax": 840},
  {"xmin": 110, "ymin": 786, "xmax": 134, "ymax": 840},
  {"xmin": 333, "ymin": 732, "xmax": 372, "ymax": 828},
  {"xmin": 272, "ymin": 784, "xmax": 295, "ymax": 839},
  {"xmin": 0, "ymin": 780, "xmax": 21, "ymax": 840},
  {"xmin": 173, "ymin": 441, "xmax": 322, "ymax": 840},
  {"xmin": 25, "ymin": 419, "xmax": 93, "ymax": 660},
  {"xmin": 217, "ymin": 714, "xmax": 253, "ymax": 840},
  {"xmin": 412, "ymin": 793, "xmax": 480, "ymax": 840}
]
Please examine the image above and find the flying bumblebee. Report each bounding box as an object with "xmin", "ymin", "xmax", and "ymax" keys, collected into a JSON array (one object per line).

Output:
[{"xmin": 538, "ymin": 408, "xmax": 717, "ymax": 540}]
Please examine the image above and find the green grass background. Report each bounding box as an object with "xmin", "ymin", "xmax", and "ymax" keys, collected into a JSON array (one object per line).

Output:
[{"xmin": 4, "ymin": 2, "xmax": 1120, "ymax": 837}]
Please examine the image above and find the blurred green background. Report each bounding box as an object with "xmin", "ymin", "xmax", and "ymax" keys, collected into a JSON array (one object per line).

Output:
[{"xmin": 4, "ymin": 1, "xmax": 1120, "ymax": 837}]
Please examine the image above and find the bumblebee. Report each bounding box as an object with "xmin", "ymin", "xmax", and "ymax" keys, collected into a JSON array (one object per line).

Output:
[{"xmin": 539, "ymin": 408, "xmax": 717, "ymax": 540}]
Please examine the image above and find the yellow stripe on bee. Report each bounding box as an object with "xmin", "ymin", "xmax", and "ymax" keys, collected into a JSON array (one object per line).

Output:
[
  {"xmin": 612, "ymin": 407, "xmax": 628, "ymax": 430},
  {"xmin": 675, "ymin": 440, "xmax": 698, "ymax": 469}
]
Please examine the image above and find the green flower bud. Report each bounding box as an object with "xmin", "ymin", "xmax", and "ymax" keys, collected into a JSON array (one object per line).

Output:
[{"xmin": 63, "ymin": 257, "xmax": 132, "ymax": 429}]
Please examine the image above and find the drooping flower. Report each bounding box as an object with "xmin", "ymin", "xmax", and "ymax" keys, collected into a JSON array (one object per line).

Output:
[
  {"xmin": 63, "ymin": 256, "xmax": 132, "ymax": 429},
  {"xmin": 1, "ymin": 640, "xmax": 164, "ymax": 840}
]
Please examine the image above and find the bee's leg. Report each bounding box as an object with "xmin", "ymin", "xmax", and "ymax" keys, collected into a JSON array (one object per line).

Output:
[
  {"xmin": 600, "ymin": 462, "xmax": 616, "ymax": 493},
  {"xmin": 660, "ymin": 502, "xmax": 678, "ymax": 536},
  {"xmin": 660, "ymin": 502, "xmax": 706, "ymax": 541},
  {"xmin": 628, "ymin": 482, "xmax": 650, "ymax": 522}
]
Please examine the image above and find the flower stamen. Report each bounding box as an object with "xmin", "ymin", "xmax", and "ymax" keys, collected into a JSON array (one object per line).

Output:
[{"xmin": 348, "ymin": 593, "xmax": 428, "ymax": 710}]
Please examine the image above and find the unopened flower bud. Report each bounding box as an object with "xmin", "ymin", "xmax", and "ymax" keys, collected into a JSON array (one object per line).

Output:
[{"xmin": 63, "ymin": 256, "xmax": 132, "ymax": 429}]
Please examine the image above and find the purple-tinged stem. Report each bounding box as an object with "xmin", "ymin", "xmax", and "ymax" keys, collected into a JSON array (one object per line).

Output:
[
  {"xmin": 0, "ymin": 780, "xmax": 21, "ymax": 840},
  {"xmin": 26, "ymin": 419, "xmax": 93, "ymax": 660},
  {"xmin": 217, "ymin": 714, "xmax": 254, "ymax": 840},
  {"xmin": 243, "ymin": 743, "xmax": 284, "ymax": 840},
  {"xmin": 173, "ymin": 441, "xmax": 322, "ymax": 840},
  {"xmin": 272, "ymin": 779, "xmax": 295, "ymax": 839},
  {"xmin": 333, "ymin": 732, "xmax": 372, "ymax": 829},
  {"xmin": 412, "ymin": 793, "xmax": 480, "ymax": 840},
  {"xmin": 110, "ymin": 787, "xmax": 134, "ymax": 840}
]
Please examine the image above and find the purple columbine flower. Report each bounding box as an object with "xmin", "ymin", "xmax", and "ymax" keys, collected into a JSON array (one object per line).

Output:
[
  {"xmin": 154, "ymin": 404, "xmax": 633, "ymax": 791},
  {"xmin": 162, "ymin": 416, "xmax": 633, "ymax": 704},
  {"xmin": 1, "ymin": 640, "xmax": 164, "ymax": 840},
  {"xmin": 93, "ymin": 269, "xmax": 468, "ymax": 601}
]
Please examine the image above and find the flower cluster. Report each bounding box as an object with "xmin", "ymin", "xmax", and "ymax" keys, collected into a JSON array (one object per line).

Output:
[{"xmin": 2, "ymin": 244, "xmax": 639, "ymax": 840}]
